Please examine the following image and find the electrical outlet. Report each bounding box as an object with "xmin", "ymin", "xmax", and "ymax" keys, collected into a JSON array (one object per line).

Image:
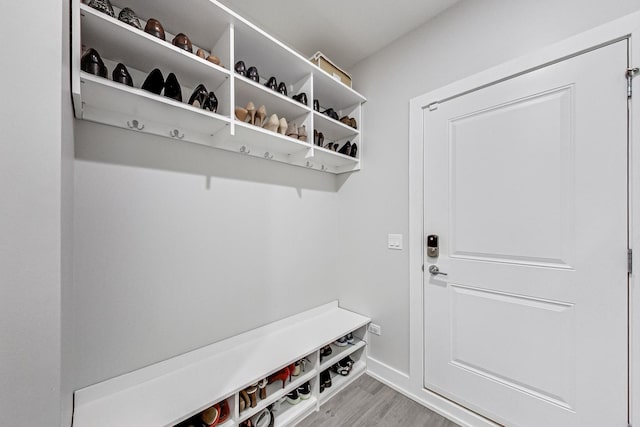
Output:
[
  {"xmin": 368, "ymin": 323, "xmax": 382, "ymax": 336},
  {"xmin": 388, "ymin": 234, "xmax": 403, "ymax": 250}
]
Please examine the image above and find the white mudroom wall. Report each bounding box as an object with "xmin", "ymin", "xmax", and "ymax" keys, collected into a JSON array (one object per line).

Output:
[
  {"xmin": 70, "ymin": 120, "xmax": 346, "ymax": 391},
  {"xmin": 339, "ymin": 0, "xmax": 640, "ymax": 376},
  {"xmin": 0, "ymin": 1, "xmax": 71, "ymax": 425}
]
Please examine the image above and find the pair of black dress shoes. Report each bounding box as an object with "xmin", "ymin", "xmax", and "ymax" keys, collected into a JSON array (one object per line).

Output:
[
  {"xmin": 142, "ymin": 69, "xmax": 218, "ymax": 112},
  {"xmin": 141, "ymin": 69, "xmax": 182, "ymax": 102},
  {"xmin": 234, "ymin": 60, "xmax": 260, "ymax": 83},
  {"xmin": 265, "ymin": 77, "xmax": 288, "ymax": 96},
  {"xmin": 81, "ymin": 48, "xmax": 134, "ymax": 87}
]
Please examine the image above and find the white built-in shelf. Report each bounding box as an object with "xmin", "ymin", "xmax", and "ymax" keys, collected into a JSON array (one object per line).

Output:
[
  {"xmin": 320, "ymin": 339, "xmax": 366, "ymax": 371},
  {"xmin": 224, "ymin": 122, "xmax": 311, "ymax": 161},
  {"xmin": 72, "ymin": 302, "xmax": 370, "ymax": 427},
  {"xmin": 73, "ymin": 0, "xmax": 366, "ymax": 174},
  {"xmin": 313, "ymin": 112, "xmax": 359, "ymax": 142},
  {"xmin": 312, "ymin": 146, "xmax": 359, "ymax": 169},
  {"xmin": 312, "ymin": 70, "xmax": 366, "ymax": 112},
  {"xmin": 238, "ymin": 369, "xmax": 317, "ymax": 423},
  {"xmin": 80, "ymin": 72, "xmax": 230, "ymax": 144},
  {"xmin": 320, "ymin": 361, "xmax": 367, "ymax": 404},
  {"xmin": 235, "ymin": 77, "xmax": 311, "ymax": 120},
  {"xmin": 218, "ymin": 419, "xmax": 234, "ymax": 427},
  {"xmin": 80, "ymin": 4, "xmax": 229, "ymax": 91},
  {"xmin": 274, "ymin": 397, "xmax": 318, "ymax": 427}
]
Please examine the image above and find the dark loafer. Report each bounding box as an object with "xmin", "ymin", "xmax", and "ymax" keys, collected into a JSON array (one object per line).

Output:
[
  {"xmin": 234, "ymin": 60, "xmax": 246, "ymax": 76},
  {"xmin": 117, "ymin": 7, "xmax": 141, "ymax": 30},
  {"xmin": 172, "ymin": 33, "xmax": 193, "ymax": 53},
  {"xmin": 141, "ymin": 68, "xmax": 164, "ymax": 95},
  {"xmin": 163, "ymin": 73, "xmax": 182, "ymax": 102},
  {"xmin": 204, "ymin": 92, "xmax": 218, "ymax": 113},
  {"xmin": 247, "ymin": 66, "xmax": 260, "ymax": 83},
  {"xmin": 80, "ymin": 48, "xmax": 108, "ymax": 78},
  {"xmin": 144, "ymin": 18, "xmax": 166, "ymax": 41},
  {"xmin": 112, "ymin": 63, "xmax": 133, "ymax": 86},
  {"xmin": 188, "ymin": 84, "xmax": 208, "ymax": 108},
  {"xmin": 323, "ymin": 107, "xmax": 339, "ymax": 121},
  {"xmin": 88, "ymin": 0, "xmax": 114, "ymax": 17},
  {"xmin": 292, "ymin": 92, "xmax": 307, "ymax": 106},
  {"xmin": 264, "ymin": 76, "xmax": 277, "ymax": 91},
  {"xmin": 350, "ymin": 143, "xmax": 358, "ymax": 158},
  {"xmin": 313, "ymin": 99, "xmax": 320, "ymax": 111},
  {"xmin": 338, "ymin": 141, "xmax": 352, "ymax": 155},
  {"xmin": 277, "ymin": 82, "xmax": 287, "ymax": 96}
]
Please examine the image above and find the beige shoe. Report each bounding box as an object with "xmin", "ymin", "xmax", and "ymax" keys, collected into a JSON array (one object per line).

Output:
[
  {"xmin": 255, "ymin": 105, "xmax": 267, "ymax": 126},
  {"xmin": 297, "ymin": 125, "xmax": 307, "ymax": 142},
  {"xmin": 278, "ymin": 117, "xmax": 288, "ymax": 135},
  {"xmin": 235, "ymin": 107, "xmax": 248, "ymax": 122},
  {"xmin": 263, "ymin": 114, "xmax": 279, "ymax": 132},
  {"xmin": 286, "ymin": 122, "xmax": 298, "ymax": 138},
  {"xmin": 246, "ymin": 102, "xmax": 256, "ymax": 125}
]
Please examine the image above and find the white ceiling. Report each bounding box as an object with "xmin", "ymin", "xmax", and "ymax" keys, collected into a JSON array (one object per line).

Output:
[{"xmin": 218, "ymin": 0, "xmax": 461, "ymax": 69}]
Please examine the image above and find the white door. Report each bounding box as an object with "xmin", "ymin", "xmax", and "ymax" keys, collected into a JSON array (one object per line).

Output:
[{"xmin": 423, "ymin": 41, "xmax": 628, "ymax": 427}]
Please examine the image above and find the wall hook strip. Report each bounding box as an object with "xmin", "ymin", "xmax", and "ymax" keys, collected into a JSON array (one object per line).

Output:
[
  {"xmin": 169, "ymin": 129, "xmax": 184, "ymax": 139},
  {"xmin": 126, "ymin": 119, "xmax": 145, "ymax": 131}
]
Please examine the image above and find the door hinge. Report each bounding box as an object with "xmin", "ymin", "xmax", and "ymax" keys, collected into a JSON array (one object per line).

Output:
[
  {"xmin": 628, "ymin": 249, "xmax": 633, "ymax": 274},
  {"xmin": 627, "ymin": 67, "xmax": 639, "ymax": 97}
]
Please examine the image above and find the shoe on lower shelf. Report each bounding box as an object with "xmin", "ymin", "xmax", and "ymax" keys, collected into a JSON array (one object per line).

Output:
[
  {"xmin": 320, "ymin": 369, "xmax": 332, "ymax": 393},
  {"xmin": 298, "ymin": 382, "xmax": 312, "ymax": 400},
  {"xmin": 334, "ymin": 336, "xmax": 349, "ymax": 347},
  {"xmin": 286, "ymin": 389, "xmax": 301, "ymax": 405},
  {"xmin": 331, "ymin": 361, "xmax": 350, "ymax": 376},
  {"xmin": 346, "ymin": 332, "xmax": 355, "ymax": 344}
]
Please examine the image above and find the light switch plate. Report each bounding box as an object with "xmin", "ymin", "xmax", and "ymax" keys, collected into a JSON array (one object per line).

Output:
[{"xmin": 388, "ymin": 234, "xmax": 403, "ymax": 250}]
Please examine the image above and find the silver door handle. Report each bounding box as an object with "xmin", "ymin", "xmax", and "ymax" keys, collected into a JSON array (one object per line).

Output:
[{"xmin": 428, "ymin": 265, "xmax": 448, "ymax": 276}]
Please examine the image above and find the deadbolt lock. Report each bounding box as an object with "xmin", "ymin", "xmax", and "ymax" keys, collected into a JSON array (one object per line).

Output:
[{"xmin": 427, "ymin": 234, "xmax": 439, "ymax": 258}]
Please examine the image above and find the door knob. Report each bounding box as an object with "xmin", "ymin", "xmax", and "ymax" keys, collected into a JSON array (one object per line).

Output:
[{"xmin": 428, "ymin": 265, "xmax": 447, "ymax": 276}]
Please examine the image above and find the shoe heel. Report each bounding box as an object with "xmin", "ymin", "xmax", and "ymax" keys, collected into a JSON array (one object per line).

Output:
[{"xmin": 246, "ymin": 102, "xmax": 256, "ymax": 125}]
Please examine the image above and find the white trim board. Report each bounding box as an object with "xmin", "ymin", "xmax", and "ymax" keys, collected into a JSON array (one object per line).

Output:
[{"xmin": 408, "ymin": 10, "xmax": 640, "ymax": 427}]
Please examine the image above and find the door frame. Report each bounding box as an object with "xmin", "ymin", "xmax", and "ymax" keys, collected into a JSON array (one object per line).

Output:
[{"xmin": 408, "ymin": 11, "xmax": 640, "ymax": 427}]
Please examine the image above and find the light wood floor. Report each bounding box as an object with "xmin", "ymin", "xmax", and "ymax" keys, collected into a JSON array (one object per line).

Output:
[{"xmin": 298, "ymin": 374, "xmax": 460, "ymax": 427}]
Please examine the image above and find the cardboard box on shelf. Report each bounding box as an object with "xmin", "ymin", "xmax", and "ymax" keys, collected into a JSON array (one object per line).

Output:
[{"xmin": 310, "ymin": 51, "xmax": 352, "ymax": 88}]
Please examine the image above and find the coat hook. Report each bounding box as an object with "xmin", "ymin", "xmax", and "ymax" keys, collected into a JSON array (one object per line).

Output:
[
  {"xmin": 240, "ymin": 145, "xmax": 251, "ymax": 154},
  {"xmin": 169, "ymin": 129, "xmax": 184, "ymax": 139},
  {"xmin": 306, "ymin": 161, "xmax": 314, "ymax": 168},
  {"xmin": 264, "ymin": 152, "xmax": 274, "ymax": 160},
  {"xmin": 321, "ymin": 164, "xmax": 327, "ymax": 171},
  {"xmin": 127, "ymin": 119, "xmax": 145, "ymax": 131}
]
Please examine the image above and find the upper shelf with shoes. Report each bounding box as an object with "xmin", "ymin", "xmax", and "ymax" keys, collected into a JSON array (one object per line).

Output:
[{"xmin": 72, "ymin": 0, "xmax": 366, "ymax": 175}]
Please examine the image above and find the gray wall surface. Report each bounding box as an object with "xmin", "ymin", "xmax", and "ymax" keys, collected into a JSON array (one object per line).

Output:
[
  {"xmin": 70, "ymin": 121, "xmax": 345, "ymax": 389},
  {"xmin": 340, "ymin": 0, "xmax": 640, "ymax": 374},
  {"xmin": 0, "ymin": 1, "xmax": 65, "ymax": 425}
]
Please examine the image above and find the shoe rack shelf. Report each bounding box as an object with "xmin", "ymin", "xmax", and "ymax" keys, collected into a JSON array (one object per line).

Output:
[
  {"xmin": 80, "ymin": 72, "xmax": 231, "ymax": 144},
  {"xmin": 72, "ymin": 0, "xmax": 366, "ymax": 174},
  {"xmin": 71, "ymin": 302, "xmax": 370, "ymax": 427},
  {"xmin": 319, "ymin": 339, "xmax": 366, "ymax": 372},
  {"xmin": 237, "ymin": 369, "xmax": 317, "ymax": 424}
]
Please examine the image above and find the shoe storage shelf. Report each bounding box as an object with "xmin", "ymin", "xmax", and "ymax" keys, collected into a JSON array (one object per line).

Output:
[
  {"xmin": 71, "ymin": 301, "xmax": 370, "ymax": 427},
  {"xmin": 71, "ymin": 0, "xmax": 366, "ymax": 174}
]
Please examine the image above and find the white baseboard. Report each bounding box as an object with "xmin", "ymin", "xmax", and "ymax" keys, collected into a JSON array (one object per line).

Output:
[{"xmin": 366, "ymin": 357, "xmax": 499, "ymax": 427}]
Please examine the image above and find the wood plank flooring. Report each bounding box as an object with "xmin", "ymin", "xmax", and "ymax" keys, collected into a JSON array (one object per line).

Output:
[{"xmin": 298, "ymin": 374, "xmax": 460, "ymax": 427}]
